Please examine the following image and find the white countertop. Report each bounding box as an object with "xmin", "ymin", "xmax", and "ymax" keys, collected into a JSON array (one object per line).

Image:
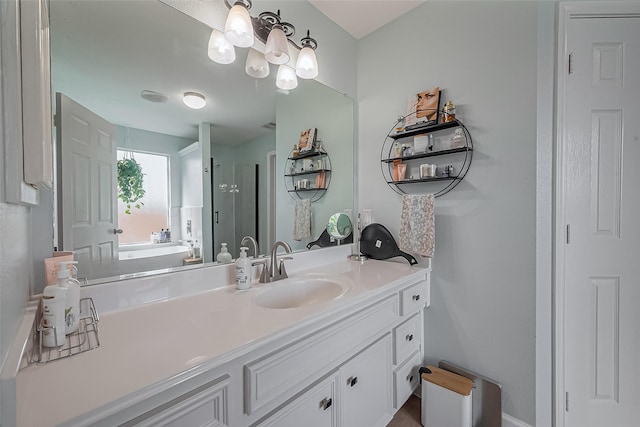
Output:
[{"xmin": 16, "ymin": 256, "xmax": 428, "ymax": 426}]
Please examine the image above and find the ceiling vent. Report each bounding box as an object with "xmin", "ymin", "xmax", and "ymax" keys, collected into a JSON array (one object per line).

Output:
[{"xmin": 140, "ymin": 90, "xmax": 169, "ymax": 103}]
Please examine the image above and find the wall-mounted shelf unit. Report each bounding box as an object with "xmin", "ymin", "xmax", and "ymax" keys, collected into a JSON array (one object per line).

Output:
[
  {"xmin": 380, "ymin": 116, "xmax": 473, "ymax": 197},
  {"xmin": 284, "ymin": 148, "xmax": 332, "ymax": 202}
]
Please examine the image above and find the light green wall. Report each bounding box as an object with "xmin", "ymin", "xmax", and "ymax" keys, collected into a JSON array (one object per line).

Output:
[{"xmin": 357, "ymin": 1, "xmax": 542, "ymax": 424}]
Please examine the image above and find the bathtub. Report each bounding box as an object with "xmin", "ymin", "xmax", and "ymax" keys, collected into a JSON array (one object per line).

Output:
[{"xmin": 118, "ymin": 244, "xmax": 190, "ymax": 275}]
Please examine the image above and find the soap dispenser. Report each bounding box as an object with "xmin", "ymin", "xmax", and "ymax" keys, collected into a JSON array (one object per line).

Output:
[
  {"xmin": 217, "ymin": 243, "xmax": 233, "ymax": 264},
  {"xmin": 41, "ymin": 285, "xmax": 66, "ymax": 347},
  {"xmin": 57, "ymin": 261, "xmax": 81, "ymax": 334},
  {"xmin": 235, "ymin": 247, "xmax": 251, "ymax": 290}
]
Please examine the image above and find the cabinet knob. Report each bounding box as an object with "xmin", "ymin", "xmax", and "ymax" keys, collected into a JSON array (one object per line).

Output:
[
  {"xmin": 347, "ymin": 376, "xmax": 358, "ymax": 387},
  {"xmin": 412, "ymin": 294, "xmax": 421, "ymax": 301},
  {"xmin": 320, "ymin": 397, "xmax": 332, "ymax": 410},
  {"xmin": 407, "ymin": 374, "xmax": 414, "ymax": 383},
  {"xmin": 112, "ymin": 228, "xmax": 123, "ymax": 234},
  {"xmin": 406, "ymin": 334, "xmax": 414, "ymax": 342}
]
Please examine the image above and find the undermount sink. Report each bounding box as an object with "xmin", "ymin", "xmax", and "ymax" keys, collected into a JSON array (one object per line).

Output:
[{"xmin": 254, "ymin": 274, "xmax": 352, "ymax": 309}]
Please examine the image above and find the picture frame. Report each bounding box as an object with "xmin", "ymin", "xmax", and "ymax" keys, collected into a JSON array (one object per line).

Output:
[
  {"xmin": 298, "ymin": 127, "xmax": 317, "ymax": 152},
  {"xmin": 405, "ymin": 87, "xmax": 441, "ymax": 128}
]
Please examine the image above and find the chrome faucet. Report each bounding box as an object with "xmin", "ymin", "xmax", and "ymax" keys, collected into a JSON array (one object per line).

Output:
[
  {"xmin": 263, "ymin": 240, "xmax": 292, "ymax": 282},
  {"xmin": 241, "ymin": 235, "xmax": 259, "ymax": 258}
]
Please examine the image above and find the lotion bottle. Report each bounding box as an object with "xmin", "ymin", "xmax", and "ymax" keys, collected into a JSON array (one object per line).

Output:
[
  {"xmin": 41, "ymin": 285, "xmax": 66, "ymax": 347},
  {"xmin": 57, "ymin": 261, "xmax": 81, "ymax": 334},
  {"xmin": 235, "ymin": 247, "xmax": 251, "ymax": 290},
  {"xmin": 217, "ymin": 243, "xmax": 233, "ymax": 264}
]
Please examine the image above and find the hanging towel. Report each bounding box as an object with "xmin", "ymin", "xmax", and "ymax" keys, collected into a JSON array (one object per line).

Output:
[
  {"xmin": 399, "ymin": 194, "xmax": 435, "ymax": 257},
  {"xmin": 293, "ymin": 199, "xmax": 312, "ymax": 241}
]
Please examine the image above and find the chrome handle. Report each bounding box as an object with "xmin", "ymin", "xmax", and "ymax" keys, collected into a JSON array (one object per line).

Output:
[
  {"xmin": 412, "ymin": 294, "xmax": 420, "ymax": 301},
  {"xmin": 214, "ymin": 211, "xmax": 219, "ymax": 224},
  {"xmin": 347, "ymin": 376, "xmax": 358, "ymax": 387},
  {"xmin": 406, "ymin": 334, "xmax": 414, "ymax": 342},
  {"xmin": 113, "ymin": 228, "xmax": 123, "ymax": 234},
  {"xmin": 320, "ymin": 397, "xmax": 332, "ymax": 410}
]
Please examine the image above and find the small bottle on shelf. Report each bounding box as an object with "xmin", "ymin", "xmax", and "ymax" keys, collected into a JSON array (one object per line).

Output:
[
  {"xmin": 442, "ymin": 101, "xmax": 456, "ymax": 122},
  {"xmin": 292, "ymin": 144, "xmax": 299, "ymax": 157}
]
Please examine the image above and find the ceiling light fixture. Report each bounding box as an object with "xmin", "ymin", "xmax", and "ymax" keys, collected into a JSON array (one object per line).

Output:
[
  {"xmin": 207, "ymin": 0, "xmax": 319, "ymax": 89},
  {"xmin": 183, "ymin": 92, "xmax": 206, "ymax": 109}
]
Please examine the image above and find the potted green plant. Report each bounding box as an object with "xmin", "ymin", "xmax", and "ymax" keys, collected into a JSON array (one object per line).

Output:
[{"xmin": 117, "ymin": 157, "xmax": 145, "ymax": 214}]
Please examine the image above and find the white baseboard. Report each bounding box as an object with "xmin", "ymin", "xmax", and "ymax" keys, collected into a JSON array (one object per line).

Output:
[{"xmin": 503, "ymin": 412, "xmax": 534, "ymax": 427}]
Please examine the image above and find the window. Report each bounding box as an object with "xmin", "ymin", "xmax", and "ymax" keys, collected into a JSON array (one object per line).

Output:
[{"xmin": 117, "ymin": 150, "xmax": 169, "ymax": 245}]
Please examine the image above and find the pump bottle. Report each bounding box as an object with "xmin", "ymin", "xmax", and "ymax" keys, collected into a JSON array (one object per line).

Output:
[
  {"xmin": 217, "ymin": 243, "xmax": 233, "ymax": 264},
  {"xmin": 41, "ymin": 285, "xmax": 66, "ymax": 347},
  {"xmin": 57, "ymin": 261, "xmax": 81, "ymax": 334},
  {"xmin": 235, "ymin": 247, "xmax": 251, "ymax": 290}
]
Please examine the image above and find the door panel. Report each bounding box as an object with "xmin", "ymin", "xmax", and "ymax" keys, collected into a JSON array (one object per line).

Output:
[
  {"xmin": 57, "ymin": 92, "xmax": 118, "ymax": 280},
  {"xmin": 563, "ymin": 12, "xmax": 640, "ymax": 427}
]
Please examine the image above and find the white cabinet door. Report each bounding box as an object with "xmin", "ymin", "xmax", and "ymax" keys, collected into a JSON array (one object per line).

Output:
[
  {"xmin": 340, "ymin": 334, "xmax": 392, "ymax": 427},
  {"xmin": 256, "ymin": 374, "xmax": 338, "ymax": 427}
]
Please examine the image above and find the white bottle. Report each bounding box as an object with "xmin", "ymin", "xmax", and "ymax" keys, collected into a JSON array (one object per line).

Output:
[
  {"xmin": 217, "ymin": 243, "xmax": 233, "ymax": 264},
  {"xmin": 235, "ymin": 247, "xmax": 251, "ymax": 290},
  {"xmin": 41, "ymin": 285, "xmax": 66, "ymax": 347},
  {"xmin": 57, "ymin": 261, "xmax": 81, "ymax": 334}
]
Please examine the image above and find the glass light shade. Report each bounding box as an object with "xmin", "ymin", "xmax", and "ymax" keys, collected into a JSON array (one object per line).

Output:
[
  {"xmin": 208, "ymin": 30, "xmax": 236, "ymax": 64},
  {"xmin": 276, "ymin": 65, "xmax": 298, "ymax": 90},
  {"xmin": 183, "ymin": 92, "xmax": 206, "ymax": 109},
  {"xmin": 295, "ymin": 46, "xmax": 318, "ymax": 79},
  {"xmin": 245, "ymin": 49, "xmax": 270, "ymax": 78},
  {"xmin": 224, "ymin": 4, "xmax": 254, "ymax": 48},
  {"xmin": 265, "ymin": 26, "xmax": 290, "ymax": 65}
]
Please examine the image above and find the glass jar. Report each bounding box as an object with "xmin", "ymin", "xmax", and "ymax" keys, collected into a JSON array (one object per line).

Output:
[{"xmin": 450, "ymin": 128, "xmax": 465, "ymax": 148}]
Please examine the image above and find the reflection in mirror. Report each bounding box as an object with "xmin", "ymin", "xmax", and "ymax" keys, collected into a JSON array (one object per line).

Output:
[
  {"xmin": 32, "ymin": 0, "xmax": 355, "ymax": 291},
  {"xmin": 326, "ymin": 213, "xmax": 353, "ymax": 244}
]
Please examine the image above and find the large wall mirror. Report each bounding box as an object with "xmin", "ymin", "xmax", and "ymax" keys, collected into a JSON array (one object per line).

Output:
[{"xmin": 35, "ymin": 0, "xmax": 354, "ymax": 291}]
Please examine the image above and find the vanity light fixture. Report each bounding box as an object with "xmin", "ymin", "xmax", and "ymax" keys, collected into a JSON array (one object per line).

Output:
[
  {"xmin": 246, "ymin": 48, "xmax": 270, "ymax": 78},
  {"xmin": 276, "ymin": 65, "xmax": 298, "ymax": 90},
  {"xmin": 183, "ymin": 92, "xmax": 206, "ymax": 109},
  {"xmin": 208, "ymin": 0, "xmax": 319, "ymax": 89},
  {"xmin": 224, "ymin": 0, "xmax": 254, "ymax": 48},
  {"xmin": 208, "ymin": 29, "xmax": 236, "ymax": 64},
  {"xmin": 295, "ymin": 31, "xmax": 319, "ymax": 79},
  {"xmin": 262, "ymin": 11, "xmax": 292, "ymax": 65}
]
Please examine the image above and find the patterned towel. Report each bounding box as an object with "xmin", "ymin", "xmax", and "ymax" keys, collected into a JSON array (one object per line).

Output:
[
  {"xmin": 399, "ymin": 194, "xmax": 435, "ymax": 257},
  {"xmin": 293, "ymin": 199, "xmax": 312, "ymax": 241}
]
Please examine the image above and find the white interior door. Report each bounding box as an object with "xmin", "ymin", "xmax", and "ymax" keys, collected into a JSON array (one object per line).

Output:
[
  {"xmin": 560, "ymin": 7, "xmax": 640, "ymax": 427},
  {"xmin": 56, "ymin": 92, "xmax": 117, "ymax": 280}
]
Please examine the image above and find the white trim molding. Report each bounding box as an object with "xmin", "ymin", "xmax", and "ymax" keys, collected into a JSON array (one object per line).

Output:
[{"xmin": 503, "ymin": 412, "xmax": 535, "ymax": 427}]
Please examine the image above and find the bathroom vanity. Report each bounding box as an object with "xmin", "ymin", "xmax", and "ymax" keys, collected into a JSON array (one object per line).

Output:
[{"xmin": 14, "ymin": 247, "xmax": 430, "ymax": 426}]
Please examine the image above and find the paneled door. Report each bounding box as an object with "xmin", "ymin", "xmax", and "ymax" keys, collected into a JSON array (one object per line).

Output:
[
  {"xmin": 559, "ymin": 5, "xmax": 640, "ymax": 426},
  {"xmin": 56, "ymin": 92, "xmax": 118, "ymax": 280}
]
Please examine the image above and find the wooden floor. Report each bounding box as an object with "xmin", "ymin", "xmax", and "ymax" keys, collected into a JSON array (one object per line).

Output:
[{"xmin": 387, "ymin": 395, "xmax": 421, "ymax": 427}]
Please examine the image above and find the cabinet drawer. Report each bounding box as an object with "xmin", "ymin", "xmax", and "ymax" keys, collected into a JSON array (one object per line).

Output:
[
  {"xmin": 400, "ymin": 281, "xmax": 427, "ymax": 316},
  {"xmin": 393, "ymin": 351, "xmax": 421, "ymax": 409},
  {"xmin": 245, "ymin": 294, "xmax": 398, "ymax": 414},
  {"xmin": 256, "ymin": 374, "xmax": 338, "ymax": 427},
  {"xmin": 130, "ymin": 376, "xmax": 230, "ymax": 427},
  {"xmin": 393, "ymin": 314, "xmax": 420, "ymax": 365}
]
